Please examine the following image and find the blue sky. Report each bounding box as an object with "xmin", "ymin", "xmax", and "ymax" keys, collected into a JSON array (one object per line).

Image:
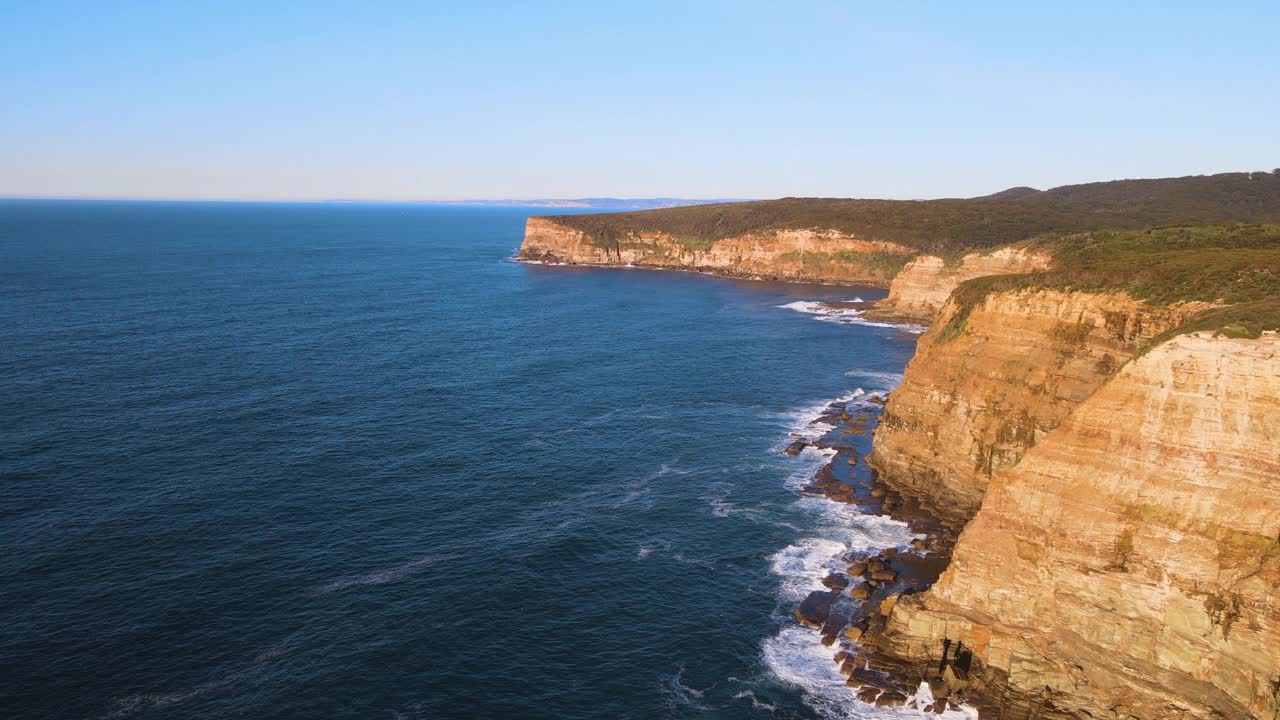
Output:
[{"xmin": 2, "ymin": 1, "xmax": 1277, "ymax": 200}]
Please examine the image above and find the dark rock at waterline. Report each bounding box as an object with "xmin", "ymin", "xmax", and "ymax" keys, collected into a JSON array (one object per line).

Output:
[
  {"xmin": 783, "ymin": 439, "xmax": 810, "ymax": 457},
  {"xmin": 821, "ymin": 573, "xmax": 850, "ymax": 590},
  {"xmin": 794, "ymin": 589, "xmax": 840, "ymax": 628},
  {"xmin": 875, "ymin": 690, "xmax": 909, "ymax": 707},
  {"xmin": 850, "ymin": 582, "xmax": 873, "ymax": 600}
]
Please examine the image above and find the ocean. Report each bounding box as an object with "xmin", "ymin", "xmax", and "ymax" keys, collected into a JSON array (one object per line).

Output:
[{"xmin": 1, "ymin": 201, "xmax": 934, "ymax": 719}]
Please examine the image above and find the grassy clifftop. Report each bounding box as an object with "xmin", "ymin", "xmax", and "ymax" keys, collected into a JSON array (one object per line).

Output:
[
  {"xmin": 544, "ymin": 171, "xmax": 1280, "ymax": 254},
  {"xmin": 943, "ymin": 223, "xmax": 1280, "ymax": 340}
]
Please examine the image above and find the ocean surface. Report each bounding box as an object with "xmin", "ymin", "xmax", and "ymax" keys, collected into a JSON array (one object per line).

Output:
[{"xmin": 1, "ymin": 201, "xmax": 927, "ymax": 719}]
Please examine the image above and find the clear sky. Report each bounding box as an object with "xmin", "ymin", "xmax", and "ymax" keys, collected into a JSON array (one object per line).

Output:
[{"xmin": 2, "ymin": 1, "xmax": 1278, "ymax": 201}]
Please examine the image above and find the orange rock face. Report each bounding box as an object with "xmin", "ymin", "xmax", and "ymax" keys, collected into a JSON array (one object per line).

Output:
[
  {"xmin": 870, "ymin": 289, "xmax": 1197, "ymax": 529},
  {"xmin": 865, "ymin": 247, "xmax": 1052, "ymax": 323},
  {"xmin": 518, "ymin": 217, "xmax": 916, "ymax": 286},
  {"xmin": 877, "ymin": 332, "xmax": 1280, "ymax": 719}
]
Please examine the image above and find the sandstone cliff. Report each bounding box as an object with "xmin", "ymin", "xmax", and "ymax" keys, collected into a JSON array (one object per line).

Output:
[
  {"xmin": 869, "ymin": 289, "xmax": 1199, "ymax": 529},
  {"xmin": 864, "ymin": 248, "xmax": 1052, "ymax": 323},
  {"xmin": 520, "ymin": 217, "xmax": 918, "ymax": 286},
  {"xmin": 874, "ymin": 332, "xmax": 1280, "ymax": 719}
]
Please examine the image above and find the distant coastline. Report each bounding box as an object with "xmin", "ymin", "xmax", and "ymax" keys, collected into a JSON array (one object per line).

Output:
[
  {"xmin": 0, "ymin": 197, "xmax": 754, "ymax": 210},
  {"xmin": 414, "ymin": 197, "xmax": 753, "ymax": 210}
]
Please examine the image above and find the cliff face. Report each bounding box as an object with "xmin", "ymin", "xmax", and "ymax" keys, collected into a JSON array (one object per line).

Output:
[
  {"xmin": 875, "ymin": 332, "xmax": 1280, "ymax": 720},
  {"xmin": 520, "ymin": 217, "xmax": 916, "ymax": 286},
  {"xmin": 864, "ymin": 248, "xmax": 1052, "ymax": 323},
  {"xmin": 869, "ymin": 289, "xmax": 1198, "ymax": 529}
]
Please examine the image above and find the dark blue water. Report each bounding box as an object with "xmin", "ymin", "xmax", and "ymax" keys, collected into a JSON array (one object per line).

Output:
[{"xmin": 1, "ymin": 202, "xmax": 922, "ymax": 720}]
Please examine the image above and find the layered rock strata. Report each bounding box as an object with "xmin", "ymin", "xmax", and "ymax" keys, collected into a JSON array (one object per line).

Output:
[
  {"xmin": 519, "ymin": 217, "xmax": 917, "ymax": 285},
  {"xmin": 869, "ymin": 289, "xmax": 1198, "ymax": 529},
  {"xmin": 873, "ymin": 332, "xmax": 1280, "ymax": 719}
]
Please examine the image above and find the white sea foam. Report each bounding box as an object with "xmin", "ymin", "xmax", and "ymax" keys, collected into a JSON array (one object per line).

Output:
[
  {"xmin": 778, "ymin": 389, "xmax": 866, "ymax": 445},
  {"xmin": 703, "ymin": 484, "xmax": 767, "ymax": 518},
  {"xmin": 795, "ymin": 497, "xmax": 920, "ymax": 552},
  {"xmin": 100, "ymin": 636, "xmax": 305, "ymax": 719},
  {"xmin": 769, "ymin": 537, "xmax": 849, "ymax": 602},
  {"xmin": 659, "ymin": 667, "xmax": 712, "ymax": 711},
  {"xmin": 841, "ymin": 370, "xmax": 905, "ymax": 391},
  {"xmin": 779, "ymin": 299, "xmax": 865, "ymax": 316},
  {"xmin": 762, "ymin": 626, "xmax": 977, "ymax": 719},
  {"xmin": 316, "ymin": 555, "xmax": 453, "ymax": 594},
  {"xmin": 758, "ymin": 382, "xmax": 965, "ymax": 719},
  {"xmin": 782, "ymin": 446, "xmax": 837, "ymax": 491},
  {"xmin": 733, "ymin": 689, "xmax": 779, "ymax": 712},
  {"xmin": 779, "ymin": 299, "xmax": 927, "ymax": 334}
]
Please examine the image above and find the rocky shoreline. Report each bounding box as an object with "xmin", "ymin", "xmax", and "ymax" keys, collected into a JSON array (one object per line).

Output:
[
  {"xmin": 517, "ymin": 250, "xmax": 903, "ymax": 289},
  {"xmin": 782, "ymin": 391, "xmax": 969, "ymax": 714}
]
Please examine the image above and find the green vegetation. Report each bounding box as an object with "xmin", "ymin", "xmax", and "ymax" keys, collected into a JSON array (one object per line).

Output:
[
  {"xmin": 547, "ymin": 171, "xmax": 1280, "ymax": 255},
  {"xmin": 940, "ymin": 223, "xmax": 1280, "ymax": 342}
]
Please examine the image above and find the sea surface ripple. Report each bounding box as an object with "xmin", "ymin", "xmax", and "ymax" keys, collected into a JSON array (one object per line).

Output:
[{"xmin": 1, "ymin": 201, "xmax": 923, "ymax": 719}]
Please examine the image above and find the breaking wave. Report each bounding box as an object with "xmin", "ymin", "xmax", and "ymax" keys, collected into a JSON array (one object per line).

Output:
[{"xmin": 778, "ymin": 300, "xmax": 927, "ymax": 334}]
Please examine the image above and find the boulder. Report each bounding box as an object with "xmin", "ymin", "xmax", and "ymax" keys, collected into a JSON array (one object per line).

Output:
[
  {"xmin": 849, "ymin": 583, "xmax": 873, "ymax": 600},
  {"xmin": 871, "ymin": 569, "xmax": 897, "ymax": 582},
  {"xmin": 821, "ymin": 573, "xmax": 850, "ymax": 590},
  {"xmin": 847, "ymin": 561, "xmax": 867, "ymax": 576},
  {"xmin": 843, "ymin": 625, "xmax": 864, "ymax": 641},
  {"xmin": 794, "ymin": 590, "xmax": 838, "ymax": 627},
  {"xmin": 783, "ymin": 440, "xmax": 809, "ymax": 457},
  {"xmin": 875, "ymin": 691, "xmax": 909, "ymax": 708}
]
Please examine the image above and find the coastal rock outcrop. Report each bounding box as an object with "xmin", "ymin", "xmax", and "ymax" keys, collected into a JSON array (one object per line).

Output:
[
  {"xmin": 869, "ymin": 289, "xmax": 1197, "ymax": 529},
  {"xmin": 873, "ymin": 332, "xmax": 1280, "ymax": 719},
  {"xmin": 519, "ymin": 217, "xmax": 917, "ymax": 285},
  {"xmin": 863, "ymin": 247, "xmax": 1052, "ymax": 323}
]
